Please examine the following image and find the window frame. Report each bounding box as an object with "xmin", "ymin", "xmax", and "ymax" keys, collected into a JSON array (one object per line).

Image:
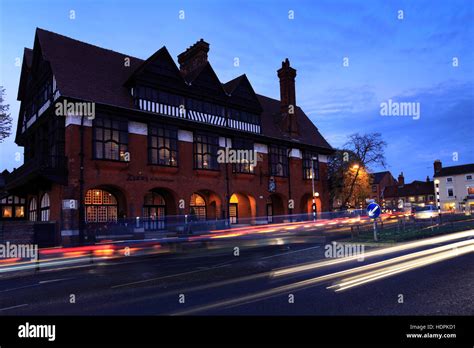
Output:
[
  {"xmin": 0, "ymin": 196, "xmax": 26, "ymax": 219},
  {"xmin": 232, "ymin": 138, "xmax": 255, "ymax": 174},
  {"xmin": 148, "ymin": 124, "xmax": 178, "ymax": 167},
  {"xmin": 40, "ymin": 193, "xmax": 50, "ymax": 221},
  {"xmin": 93, "ymin": 116, "xmax": 129, "ymax": 161},
  {"xmin": 193, "ymin": 132, "xmax": 220, "ymax": 171},
  {"xmin": 269, "ymin": 145, "xmax": 289, "ymax": 177},
  {"xmin": 85, "ymin": 189, "xmax": 118, "ymax": 223},
  {"xmin": 302, "ymin": 151, "xmax": 319, "ymax": 180},
  {"xmin": 29, "ymin": 197, "xmax": 38, "ymax": 222}
]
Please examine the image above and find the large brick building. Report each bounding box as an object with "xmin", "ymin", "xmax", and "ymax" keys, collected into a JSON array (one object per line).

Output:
[{"xmin": 1, "ymin": 28, "xmax": 333, "ymax": 244}]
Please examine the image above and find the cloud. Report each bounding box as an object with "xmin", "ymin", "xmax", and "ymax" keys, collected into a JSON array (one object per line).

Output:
[{"xmin": 310, "ymin": 80, "xmax": 474, "ymax": 181}]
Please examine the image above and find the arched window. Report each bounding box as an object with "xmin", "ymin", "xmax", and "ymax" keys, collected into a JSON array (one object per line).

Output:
[
  {"xmin": 40, "ymin": 193, "xmax": 50, "ymax": 221},
  {"xmin": 190, "ymin": 193, "xmax": 206, "ymax": 221},
  {"xmin": 85, "ymin": 189, "xmax": 118, "ymax": 222},
  {"xmin": 29, "ymin": 197, "xmax": 38, "ymax": 221},
  {"xmin": 144, "ymin": 192, "xmax": 166, "ymax": 206}
]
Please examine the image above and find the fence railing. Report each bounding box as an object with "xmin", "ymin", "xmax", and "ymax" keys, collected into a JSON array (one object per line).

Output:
[{"xmin": 83, "ymin": 209, "xmax": 370, "ymax": 241}]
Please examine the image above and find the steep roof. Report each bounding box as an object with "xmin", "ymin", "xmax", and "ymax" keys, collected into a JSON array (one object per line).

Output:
[
  {"xmin": 21, "ymin": 28, "xmax": 333, "ymax": 151},
  {"xmin": 24, "ymin": 48, "xmax": 33, "ymax": 67},
  {"xmin": 256, "ymin": 94, "xmax": 332, "ymax": 149},
  {"xmin": 35, "ymin": 28, "xmax": 143, "ymax": 109},
  {"xmin": 383, "ymin": 180, "xmax": 434, "ymax": 198},
  {"xmin": 371, "ymin": 171, "xmax": 394, "ymax": 185},
  {"xmin": 223, "ymin": 75, "xmax": 245, "ymax": 94},
  {"xmin": 434, "ymin": 163, "xmax": 474, "ymax": 177}
]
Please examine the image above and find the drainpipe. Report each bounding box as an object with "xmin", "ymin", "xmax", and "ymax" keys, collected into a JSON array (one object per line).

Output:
[
  {"xmin": 78, "ymin": 115, "xmax": 85, "ymax": 245},
  {"xmin": 287, "ymin": 148, "xmax": 293, "ymax": 221},
  {"xmin": 225, "ymin": 137, "xmax": 230, "ymax": 226}
]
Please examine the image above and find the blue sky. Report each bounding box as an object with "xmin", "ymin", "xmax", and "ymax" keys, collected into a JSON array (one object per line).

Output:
[{"xmin": 0, "ymin": 0, "xmax": 473, "ymax": 182}]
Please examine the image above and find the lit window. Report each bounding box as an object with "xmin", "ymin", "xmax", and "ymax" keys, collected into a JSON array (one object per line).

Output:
[
  {"xmin": 232, "ymin": 138, "xmax": 255, "ymax": 174},
  {"xmin": 2, "ymin": 206, "xmax": 12, "ymax": 218},
  {"xmin": 189, "ymin": 193, "xmax": 206, "ymax": 220},
  {"xmin": 0, "ymin": 196, "xmax": 26, "ymax": 219},
  {"xmin": 269, "ymin": 145, "xmax": 288, "ymax": 177},
  {"xmin": 194, "ymin": 132, "xmax": 219, "ymax": 170},
  {"xmin": 303, "ymin": 151, "xmax": 319, "ymax": 180},
  {"xmin": 148, "ymin": 124, "xmax": 178, "ymax": 166},
  {"xmin": 85, "ymin": 189, "xmax": 118, "ymax": 222},
  {"xmin": 93, "ymin": 116, "xmax": 128, "ymax": 161}
]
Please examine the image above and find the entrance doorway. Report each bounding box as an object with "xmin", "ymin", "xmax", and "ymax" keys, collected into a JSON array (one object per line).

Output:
[{"xmin": 143, "ymin": 192, "xmax": 166, "ymax": 230}]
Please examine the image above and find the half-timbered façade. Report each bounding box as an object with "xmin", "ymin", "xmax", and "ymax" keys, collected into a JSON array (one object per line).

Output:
[{"xmin": 2, "ymin": 28, "xmax": 334, "ymax": 245}]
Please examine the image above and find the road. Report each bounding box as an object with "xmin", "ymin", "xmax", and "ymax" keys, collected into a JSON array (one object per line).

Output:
[{"xmin": 0, "ymin": 229, "xmax": 473, "ymax": 316}]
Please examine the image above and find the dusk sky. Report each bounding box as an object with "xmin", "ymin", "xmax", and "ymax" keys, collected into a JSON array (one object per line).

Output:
[{"xmin": 1, "ymin": 0, "xmax": 473, "ymax": 182}]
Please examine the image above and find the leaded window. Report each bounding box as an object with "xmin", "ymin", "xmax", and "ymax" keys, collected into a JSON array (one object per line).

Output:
[
  {"xmin": 148, "ymin": 124, "xmax": 178, "ymax": 166},
  {"xmin": 269, "ymin": 145, "xmax": 288, "ymax": 177},
  {"xmin": 194, "ymin": 132, "xmax": 219, "ymax": 170},
  {"xmin": 93, "ymin": 116, "xmax": 128, "ymax": 161}
]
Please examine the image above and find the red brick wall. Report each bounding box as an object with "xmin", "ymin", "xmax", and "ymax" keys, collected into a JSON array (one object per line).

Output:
[{"xmin": 58, "ymin": 124, "xmax": 330, "ymax": 223}]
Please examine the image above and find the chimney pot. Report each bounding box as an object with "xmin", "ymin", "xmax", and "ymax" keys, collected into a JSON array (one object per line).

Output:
[
  {"xmin": 398, "ymin": 172, "xmax": 405, "ymax": 186},
  {"xmin": 178, "ymin": 39, "xmax": 210, "ymax": 76},
  {"xmin": 434, "ymin": 160, "xmax": 442, "ymax": 174}
]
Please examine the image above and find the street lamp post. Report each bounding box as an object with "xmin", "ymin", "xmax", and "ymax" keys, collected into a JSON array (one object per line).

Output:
[{"xmin": 311, "ymin": 157, "xmax": 318, "ymax": 221}]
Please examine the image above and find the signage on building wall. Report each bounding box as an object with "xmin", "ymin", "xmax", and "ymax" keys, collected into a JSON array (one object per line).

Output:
[
  {"xmin": 268, "ymin": 176, "xmax": 276, "ymax": 192},
  {"xmin": 126, "ymin": 174, "xmax": 174, "ymax": 183}
]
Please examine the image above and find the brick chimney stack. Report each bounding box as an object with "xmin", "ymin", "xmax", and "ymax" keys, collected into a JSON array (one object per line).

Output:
[
  {"xmin": 434, "ymin": 160, "xmax": 442, "ymax": 174},
  {"xmin": 178, "ymin": 39, "xmax": 210, "ymax": 76},
  {"xmin": 277, "ymin": 58, "xmax": 298, "ymax": 135},
  {"xmin": 398, "ymin": 172, "xmax": 405, "ymax": 186}
]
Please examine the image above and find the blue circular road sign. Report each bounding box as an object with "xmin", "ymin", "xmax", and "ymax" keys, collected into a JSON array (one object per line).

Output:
[{"xmin": 367, "ymin": 202, "xmax": 381, "ymax": 219}]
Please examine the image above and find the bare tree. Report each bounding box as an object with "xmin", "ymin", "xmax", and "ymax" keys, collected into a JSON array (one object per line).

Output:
[
  {"xmin": 0, "ymin": 87, "xmax": 12, "ymax": 143},
  {"xmin": 329, "ymin": 133, "xmax": 387, "ymax": 209}
]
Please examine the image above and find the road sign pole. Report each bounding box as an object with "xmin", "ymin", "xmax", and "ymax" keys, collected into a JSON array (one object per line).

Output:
[{"xmin": 373, "ymin": 220, "xmax": 378, "ymax": 241}]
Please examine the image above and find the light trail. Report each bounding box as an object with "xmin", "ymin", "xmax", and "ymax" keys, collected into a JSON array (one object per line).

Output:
[
  {"xmin": 172, "ymin": 238, "xmax": 474, "ymax": 315},
  {"xmin": 330, "ymin": 244, "xmax": 474, "ymax": 291},
  {"xmin": 272, "ymin": 229, "xmax": 474, "ymax": 278}
]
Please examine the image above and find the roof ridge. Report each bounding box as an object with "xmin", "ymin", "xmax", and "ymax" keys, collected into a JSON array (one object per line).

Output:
[{"xmin": 36, "ymin": 27, "xmax": 143, "ymax": 61}]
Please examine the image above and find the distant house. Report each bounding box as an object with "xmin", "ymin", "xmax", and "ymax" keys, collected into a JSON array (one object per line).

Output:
[
  {"xmin": 433, "ymin": 160, "xmax": 474, "ymax": 213},
  {"xmin": 370, "ymin": 171, "xmax": 397, "ymax": 204},
  {"xmin": 383, "ymin": 173, "xmax": 435, "ymax": 210}
]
